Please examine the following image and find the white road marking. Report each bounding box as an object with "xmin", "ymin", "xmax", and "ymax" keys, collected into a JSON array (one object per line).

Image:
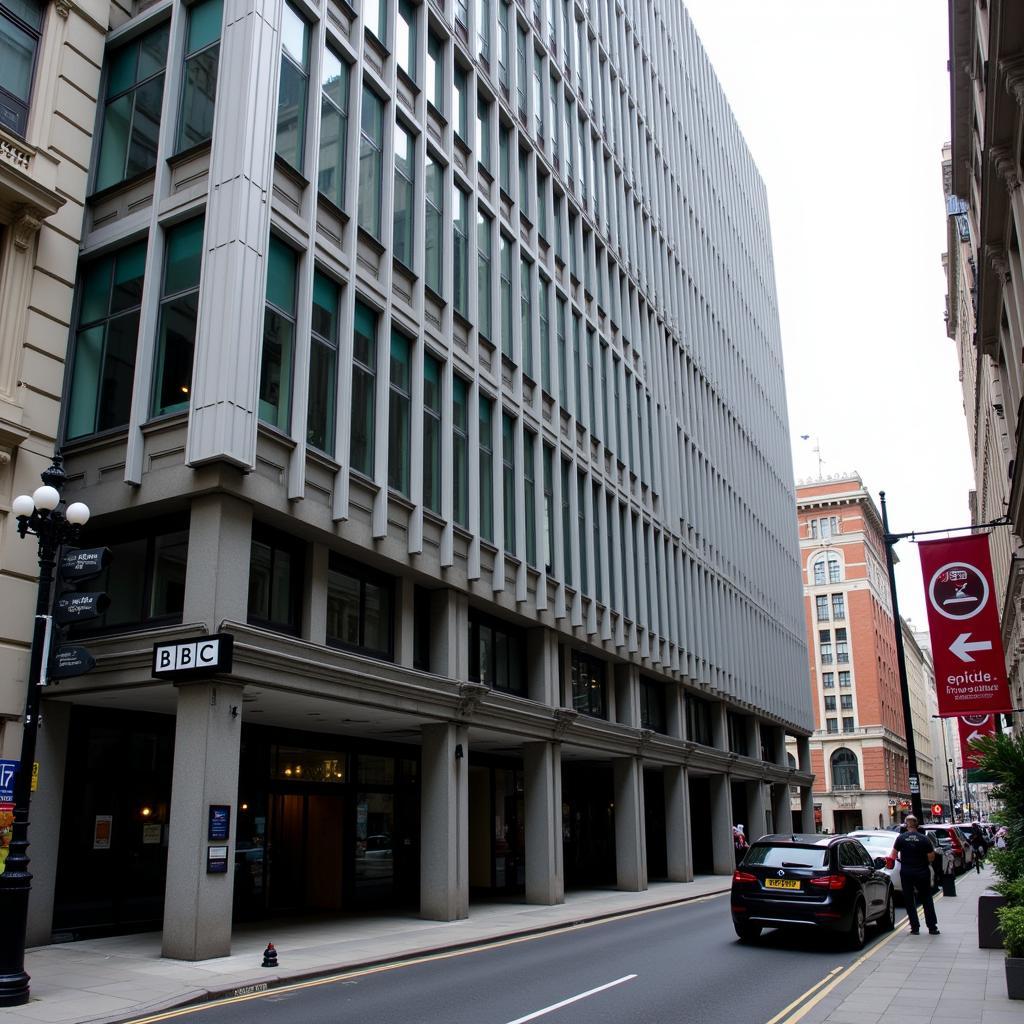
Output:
[{"xmin": 503, "ymin": 974, "xmax": 638, "ymax": 1024}]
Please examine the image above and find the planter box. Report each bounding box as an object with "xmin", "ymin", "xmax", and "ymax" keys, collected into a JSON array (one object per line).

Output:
[
  {"xmin": 1007, "ymin": 957, "xmax": 1024, "ymax": 1000},
  {"xmin": 979, "ymin": 890, "xmax": 1007, "ymax": 949}
]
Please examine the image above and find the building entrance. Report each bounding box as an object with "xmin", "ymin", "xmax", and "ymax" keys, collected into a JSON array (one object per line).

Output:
[
  {"xmin": 268, "ymin": 792, "xmax": 345, "ymax": 912},
  {"xmin": 833, "ymin": 809, "xmax": 863, "ymax": 833}
]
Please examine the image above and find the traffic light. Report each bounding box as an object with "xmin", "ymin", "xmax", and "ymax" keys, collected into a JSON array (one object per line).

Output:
[{"xmin": 48, "ymin": 546, "xmax": 111, "ymax": 682}]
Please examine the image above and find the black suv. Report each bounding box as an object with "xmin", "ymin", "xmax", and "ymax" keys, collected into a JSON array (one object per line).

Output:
[{"xmin": 731, "ymin": 833, "xmax": 895, "ymax": 949}]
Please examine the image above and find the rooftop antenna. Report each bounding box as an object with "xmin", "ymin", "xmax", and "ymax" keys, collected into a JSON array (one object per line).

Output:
[{"xmin": 799, "ymin": 434, "xmax": 825, "ymax": 479}]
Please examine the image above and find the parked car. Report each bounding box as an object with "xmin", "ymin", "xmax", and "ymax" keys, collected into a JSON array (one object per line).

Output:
[
  {"xmin": 731, "ymin": 833, "xmax": 895, "ymax": 949},
  {"xmin": 847, "ymin": 829, "xmax": 950, "ymax": 896},
  {"xmin": 921, "ymin": 824, "xmax": 970, "ymax": 873}
]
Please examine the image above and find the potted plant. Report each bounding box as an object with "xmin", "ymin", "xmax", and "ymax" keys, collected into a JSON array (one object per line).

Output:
[{"xmin": 998, "ymin": 903, "xmax": 1024, "ymax": 999}]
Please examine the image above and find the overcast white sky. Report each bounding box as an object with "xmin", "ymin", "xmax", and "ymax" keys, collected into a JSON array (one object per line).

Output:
[{"xmin": 683, "ymin": 0, "xmax": 974, "ymax": 628}]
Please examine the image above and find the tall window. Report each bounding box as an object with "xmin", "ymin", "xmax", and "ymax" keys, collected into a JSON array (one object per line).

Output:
[
  {"xmin": 524, "ymin": 431, "xmax": 537, "ymax": 567},
  {"xmin": 249, "ymin": 526, "xmax": 303, "ymax": 634},
  {"xmin": 396, "ymin": 0, "xmax": 417, "ymax": 81},
  {"xmin": 478, "ymin": 211, "xmax": 492, "ymax": 340},
  {"xmin": 835, "ymin": 627, "xmax": 849, "ymax": 664},
  {"xmin": 476, "ymin": 95, "xmax": 491, "ymax": 170},
  {"xmin": 351, "ymin": 301, "xmax": 378, "ymax": 476},
  {"xmin": 639, "ymin": 678, "xmax": 665, "ymax": 733},
  {"xmin": 812, "ymin": 553, "xmax": 841, "ymax": 586},
  {"xmin": 539, "ymin": 278, "xmax": 550, "ymax": 393},
  {"xmin": 387, "ymin": 332, "xmax": 412, "ymax": 493},
  {"xmin": 152, "ymin": 217, "xmax": 204, "ymax": 416},
  {"xmin": 427, "ymin": 32, "xmax": 443, "ymax": 110},
  {"xmin": 502, "ymin": 411, "xmax": 516, "ymax": 553},
  {"xmin": 822, "ymin": 672, "xmax": 834, "ymax": 688},
  {"xmin": 453, "ymin": 375, "xmax": 469, "ymax": 526},
  {"xmin": 497, "ymin": 1, "xmax": 509, "ymax": 93},
  {"xmin": 516, "ymin": 24, "xmax": 527, "ymax": 118},
  {"xmin": 819, "ymin": 628, "xmax": 832, "ymax": 664},
  {"xmin": 358, "ymin": 88, "xmax": 385, "ymax": 237},
  {"xmin": 556, "ymin": 297, "xmax": 567, "ymax": 408},
  {"xmin": 831, "ymin": 748, "xmax": 859, "ymax": 789},
  {"xmin": 521, "ymin": 257, "xmax": 533, "ymax": 377},
  {"xmin": 318, "ymin": 47, "xmax": 350, "ymax": 209},
  {"xmin": 94, "ymin": 23, "xmax": 168, "ymax": 190},
  {"xmin": 479, "ymin": 394, "xmax": 494, "ymax": 542},
  {"xmin": 476, "ymin": 0, "xmax": 490, "ymax": 61},
  {"xmin": 824, "ymin": 695, "xmax": 836, "ymax": 712},
  {"xmin": 309, "ymin": 272, "xmax": 339, "ymax": 454},
  {"xmin": 532, "ymin": 50, "xmax": 543, "ymax": 138},
  {"xmin": 469, "ymin": 609, "xmax": 526, "ymax": 694},
  {"xmin": 561, "ymin": 458, "xmax": 572, "ymax": 587},
  {"xmin": 453, "ymin": 186, "xmax": 469, "ymax": 316},
  {"xmin": 815, "ymin": 594, "xmax": 828, "ymax": 621},
  {"xmin": 499, "ymin": 123, "xmax": 511, "ymax": 193},
  {"xmin": 259, "ymin": 237, "xmax": 296, "ymax": 431},
  {"xmin": 425, "ymin": 157, "xmax": 443, "ymax": 294},
  {"xmin": 499, "ymin": 235, "xmax": 512, "ymax": 357},
  {"xmin": 66, "ymin": 242, "xmax": 146, "ymax": 439},
  {"xmin": 453, "ymin": 65, "xmax": 468, "ymax": 141},
  {"xmin": 571, "ymin": 650, "xmax": 605, "ymax": 718},
  {"xmin": 423, "ymin": 354, "xmax": 442, "ymax": 513},
  {"xmin": 393, "ymin": 122, "xmax": 415, "ymax": 267},
  {"xmin": 840, "ymin": 694, "xmax": 853, "ymax": 711},
  {"xmin": 576, "ymin": 470, "xmax": 587, "ymax": 593},
  {"xmin": 364, "ymin": 0, "xmax": 386, "ymax": 41},
  {"xmin": 543, "ymin": 443, "xmax": 554, "ymax": 573},
  {"xmin": 842, "ymin": 717, "xmax": 855, "ymax": 733},
  {"xmin": 276, "ymin": 2, "xmax": 309, "ymax": 171},
  {"xmin": 832, "ymin": 593, "xmax": 845, "ymax": 619},
  {"xmin": 176, "ymin": 0, "xmax": 222, "ymax": 152},
  {"xmin": 327, "ymin": 554, "xmax": 394, "ymax": 660},
  {"xmin": 839, "ymin": 671, "xmax": 851, "ymax": 688},
  {"xmin": 592, "ymin": 482, "xmax": 602, "ymax": 602}
]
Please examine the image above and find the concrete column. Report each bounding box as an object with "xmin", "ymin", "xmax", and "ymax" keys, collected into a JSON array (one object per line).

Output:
[
  {"xmin": 305, "ymin": 542, "xmax": 328, "ymax": 645},
  {"xmin": 396, "ymin": 576, "xmax": 416, "ymax": 668},
  {"xmin": 430, "ymin": 589, "xmax": 468, "ymax": 681},
  {"xmin": 709, "ymin": 774, "xmax": 734, "ymax": 875},
  {"xmin": 771, "ymin": 727, "xmax": 788, "ymax": 767},
  {"xmin": 614, "ymin": 664, "xmax": 637, "ymax": 726},
  {"xmin": 772, "ymin": 783, "xmax": 793, "ymax": 835},
  {"xmin": 665, "ymin": 684, "xmax": 684, "ymax": 740},
  {"xmin": 25, "ymin": 700, "xmax": 71, "ymax": 946},
  {"xmin": 746, "ymin": 780, "xmax": 769, "ymax": 842},
  {"xmin": 613, "ymin": 756, "xmax": 646, "ymax": 891},
  {"xmin": 745, "ymin": 716, "xmax": 761, "ymax": 761},
  {"xmin": 799, "ymin": 787, "xmax": 816, "ymax": 833},
  {"xmin": 162, "ymin": 680, "xmax": 245, "ymax": 959},
  {"xmin": 527, "ymin": 628, "xmax": 558, "ymax": 706},
  {"xmin": 711, "ymin": 702, "xmax": 728, "ymax": 751},
  {"xmin": 559, "ymin": 643, "xmax": 572, "ymax": 709},
  {"xmin": 182, "ymin": 494, "xmax": 253, "ymax": 627},
  {"xmin": 524, "ymin": 741, "xmax": 564, "ymax": 904},
  {"xmin": 796, "ymin": 735, "xmax": 812, "ymax": 774},
  {"xmin": 664, "ymin": 764, "xmax": 693, "ymax": 882},
  {"xmin": 420, "ymin": 722, "xmax": 469, "ymax": 920}
]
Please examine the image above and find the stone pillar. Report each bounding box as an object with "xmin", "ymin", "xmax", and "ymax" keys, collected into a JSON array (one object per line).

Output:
[
  {"xmin": 746, "ymin": 780, "xmax": 769, "ymax": 842},
  {"xmin": 772, "ymin": 783, "xmax": 793, "ymax": 835},
  {"xmin": 430, "ymin": 589, "xmax": 468, "ymax": 682},
  {"xmin": 524, "ymin": 741, "xmax": 564, "ymax": 904},
  {"xmin": 182, "ymin": 494, "xmax": 253, "ymax": 627},
  {"xmin": 665, "ymin": 684, "xmax": 684, "ymax": 739},
  {"xmin": 527, "ymin": 628, "xmax": 558, "ymax": 706},
  {"xmin": 799, "ymin": 787, "xmax": 816, "ymax": 833},
  {"xmin": 25, "ymin": 700, "xmax": 71, "ymax": 946},
  {"xmin": 709, "ymin": 774, "xmax": 734, "ymax": 875},
  {"xmin": 745, "ymin": 716, "xmax": 761, "ymax": 761},
  {"xmin": 613, "ymin": 664, "xmax": 635, "ymax": 726},
  {"xmin": 711, "ymin": 702, "xmax": 728, "ymax": 751},
  {"xmin": 796, "ymin": 735, "xmax": 812, "ymax": 774},
  {"xmin": 420, "ymin": 722, "xmax": 469, "ymax": 920},
  {"xmin": 613, "ymin": 756, "xmax": 646, "ymax": 891},
  {"xmin": 395, "ymin": 576, "xmax": 416, "ymax": 668},
  {"xmin": 664, "ymin": 764, "xmax": 693, "ymax": 882},
  {"xmin": 162, "ymin": 680, "xmax": 245, "ymax": 959}
]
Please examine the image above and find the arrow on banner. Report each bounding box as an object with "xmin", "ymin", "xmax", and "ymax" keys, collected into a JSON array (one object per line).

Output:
[
  {"xmin": 966, "ymin": 730, "xmax": 987, "ymax": 745},
  {"xmin": 949, "ymin": 632, "xmax": 993, "ymax": 663}
]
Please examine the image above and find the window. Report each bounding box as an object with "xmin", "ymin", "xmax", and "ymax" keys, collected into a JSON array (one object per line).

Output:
[
  {"xmin": 824, "ymin": 695, "xmax": 836, "ymax": 712},
  {"xmin": 571, "ymin": 650, "xmax": 605, "ymax": 718},
  {"xmin": 259, "ymin": 236, "xmax": 296, "ymax": 431},
  {"xmin": 516, "ymin": 24, "xmax": 527, "ymax": 118},
  {"xmin": 819, "ymin": 629, "xmax": 832, "ymax": 665},
  {"xmin": 520, "ymin": 256, "xmax": 533, "ymax": 375},
  {"xmin": 842, "ymin": 717, "xmax": 855, "ymax": 733},
  {"xmin": 427, "ymin": 32, "xmax": 443, "ymax": 110},
  {"xmin": 350, "ymin": 300, "xmax": 378, "ymax": 476},
  {"xmin": 539, "ymin": 278, "xmax": 550, "ymax": 393},
  {"xmin": 542, "ymin": 443, "xmax": 554, "ymax": 573},
  {"xmin": 479, "ymin": 394, "xmax": 494, "ymax": 541},
  {"xmin": 318, "ymin": 47, "xmax": 350, "ymax": 209},
  {"xmin": 532, "ymin": 50, "xmax": 543, "ymax": 138},
  {"xmin": 576, "ymin": 471, "xmax": 587, "ymax": 593},
  {"xmin": 686, "ymin": 694, "xmax": 713, "ymax": 746},
  {"xmin": 502, "ymin": 411, "xmax": 516, "ymax": 553},
  {"xmin": 727, "ymin": 712, "xmax": 748, "ymax": 755},
  {"xmin": 537, "ymin": 170, "xmax": 548, "ymax": 238},
  {"xmin": 152, "ymin": 217, "xmax": 204, "ymax": 417},
  {"xmin": 478, "ymin": 211, "xmax": 493, "ymax": 339},
  {"xmin": 831, "ymin": 748, "xmax": 859, "ymax": 788},
  {"xmin": 572, "ymin": 314, "xmax": 582, "ymax": 423},
  {"xmin": 327, "ymin": 553, "xmax": 394, "ymax": 659},
  {"xmin": 476, "ymin": 0, "xmax": 490, "ymax": 61},
  {"xmin": 453, "ymin": 375, "xmax": 469, "ymax": 526},
  {"xmin": 308, "ymin": 271, "xmax": 339, "ymax": 454},
  {"xmin": 276, "ymin": 2, "xmax": 309, "ymax": 171},
  {"xmin": 499, "ymin": 123, "xmax": 511, "ymax": 193},
  {"xmin": 249, "ymin": 525, "xmax": 303, "ymax": 634},
  {"xmin": 812, "ymin": 553, "xmax": 841, "ymax": 585},
  {"xmin": 423, "ymin": 353, "xmax": 442, "ymax": 513},
  {"xmin": 524, "ymin": 431, "xmax": 537, "ymax": 567},
  {"xmin": 815, "ymin": 595, "xmax": 828, "ymax": 621},
  {"xmin": 364, "ymin": 0, "xmax": 386, "ymax": 42},
  {"xmin": 556, "ymin": 297, "xmax": 567, "ymax": 408},
  {"xmin": 66, "ymin": 242, "xmax": 146, "ymax": 439},
  {"xmin": 561, "ymin": 458, "xmax": 572, "ymax": 587},
  {"xmin": 453, "ymin": 186, "xmax": 469, "ymax": 316},
  {"xmin": 396, "ymin": 0, "xmax": 417, "ymax": 81},
  {"xmin": 592, "ymin": 482, "xmax": 602, "ymax": 602},
  {"xmin": 518, "ymin": 148, "xmax": 530, "ymax": 219},
  {"xmin": 387, "ymin": 331, "xmax": 411, "ymax": 493},
  {"xmin": 829, "ymin": 555, "xmax": 841, "ymax": 583},
  {"xmin": 499, "ymin": 235, "xmax": 512, "ymax": 357},
  {"xmin": 175, "ymin": 0, "xmax": 222, "ymax": 152},
  {"xmin": 826, "ymin": 718, "xmax": 838, "ymax": 735},
  {"xmin": 469, "ymin": 609, "xmax": 526, "ymax": 695},
  {"xmin": 476, "ymin": 94, "xmax": 491, "ymax": 170},
  {"xmin": 835, "ymin": 627, "xmax": 849, "ymax": 664},
  {"xmin": 840, "ymin": 694, "xmax": 853, "ymax": 711},
  {"xmin": 839, "ymin": 671, "xmax": 851, "ymax": 688},
  {"xmin": 358, "ymin": 88, "xmax": 385, "ymax": 237},
  {"xmin": 453, "ymin": 65, "xmax": 468, "ymax": 141},
  {"xmin": 94, "ymin": 23, "xmax": 168, "ymax": 190},
  {"xmin": 832, "ymin": 593, "xmax": 845, "ymax": 620},
  {"xmin": 640, "ymin": 678, "xmax": 666, "ymax": 733},
  {"xmin": 822, "ymin": 672, "xmax": 834, "ymax": 688},
  {"xmin": 497, "ymin": 1, "xmax": 509, "ymax": 92},
  {"xmin": 393, "ymin": 122, "xmax": 415, "ymax": 267},
  {"xmin": 425, "ymin": 157, "xmax": 443, "ymax": 294}
]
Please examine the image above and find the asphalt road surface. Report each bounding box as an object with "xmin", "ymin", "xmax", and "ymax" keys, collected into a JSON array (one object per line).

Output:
[{"xmin": 156, "ymin": 893, "xmax": 910, "ymax": 1024}]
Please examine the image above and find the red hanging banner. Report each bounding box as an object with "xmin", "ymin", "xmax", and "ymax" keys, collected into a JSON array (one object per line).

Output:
[
  {"xmin": 956, "ymin": 713, "xmax": 997, "ymax": 770},
  {"xmin": 918, "ymin": 533, "xmax": 1013, "ymax": 717}
]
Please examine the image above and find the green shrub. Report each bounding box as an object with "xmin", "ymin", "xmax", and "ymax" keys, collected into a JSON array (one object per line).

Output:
[
  {"xmin": 993, "ymin": 857, "xmax": 1024, "ymax": 902},
  {"xmin": 997, "ymin": 903, "xmax": 1024, "ymax": 959},
  {"xmin": 974, "ymin": 732, "xmax": 1024, "ymax": 890}
]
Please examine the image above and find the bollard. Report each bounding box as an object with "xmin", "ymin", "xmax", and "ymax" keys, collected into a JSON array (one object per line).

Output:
[
  {"xmin": 942, "ymin": 873, "xmax": 957, "ymax": 897},
  {"xmin": 261, "ymin": 942, "xmax": 279, "ymax": 968}
]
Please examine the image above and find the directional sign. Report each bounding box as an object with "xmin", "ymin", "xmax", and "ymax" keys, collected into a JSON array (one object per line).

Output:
[
  {"xmin": 53, "ymin": 592, "xmax": 110, "ymax": 625},
  {"xmin": 50, "ymin": 645, "xmax": 96, "ymax": 680},
  {"xmin": 58, "ymin": 547, "xmax": 111, "ymax": 583},
  {"xmin": 957, "ymin": 713, "xmax": 996, "ymax": 770},
  {"xmin": 919, "ymin": 534, "xmax": 1013, "ymax": 716}
]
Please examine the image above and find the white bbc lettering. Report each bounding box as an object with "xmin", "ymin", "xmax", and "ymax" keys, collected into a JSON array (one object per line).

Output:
[
  {"xmin": 197, "ymin": 640, "xmax": 220, "ymax": 667},
  {"xmin": 156, "ymin": 647, "xmax": 175, "ymax": 671},
  {"xmin": 177, "ymin": 643, "xmax": 197, "ymax": 668}
]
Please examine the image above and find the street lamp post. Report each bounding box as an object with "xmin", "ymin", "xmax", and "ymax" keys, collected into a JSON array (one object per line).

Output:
[
  {"xmin": 948, "ymin": 758, "xmax": 960, "ymax": 822},
  {"xmin": 0, "ymin": 455, "xmax": 89, "ymax": 1007}
]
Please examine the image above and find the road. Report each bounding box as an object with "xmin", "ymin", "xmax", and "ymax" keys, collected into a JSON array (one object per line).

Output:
[{"xmin": 155, "ymin": 893, "xmax": 908, "ymax": 1024}]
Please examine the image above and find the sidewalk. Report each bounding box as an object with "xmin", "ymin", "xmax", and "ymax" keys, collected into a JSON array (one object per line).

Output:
[
  {"xmin": 7, "ymin": 867, "xmax": 1016, "ymax": 1024},
  {"xmin": 801, "ymin": 866, "xmax": 1014, "ymax": 1024}
]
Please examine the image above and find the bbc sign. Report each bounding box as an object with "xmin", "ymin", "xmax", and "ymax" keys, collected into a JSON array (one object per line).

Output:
[{"xmin": 152, "ymin": 634, "xmax": 233, "ymax": 680}]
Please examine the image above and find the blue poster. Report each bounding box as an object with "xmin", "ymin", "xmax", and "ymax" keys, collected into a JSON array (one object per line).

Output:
[
  {"xmin": 0, "ymin": 760, "xmax": 17, "ymax": 804},
  {"xmin": 208, "ymin": 805, "xmax": 230, "ymax": 841}
]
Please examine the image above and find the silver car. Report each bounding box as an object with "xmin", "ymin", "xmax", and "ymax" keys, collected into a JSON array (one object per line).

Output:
[{"xmin": 847, "ymin": 830, "xmax": 949, "ymax": 896}]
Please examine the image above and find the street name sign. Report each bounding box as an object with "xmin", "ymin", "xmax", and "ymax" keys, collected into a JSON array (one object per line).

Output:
[
  {"xmin": 53, "ymin": 592, "xmax": 110, "ymax": 625},
  {"xmin": 956, "ymin": 712, "xmax": 996, "ymax": 770},
  {"xmin": 152, "ymin": 634, "xmax": 234, "ymax": 680},
  {"xmin": 58, "ymin": 547, "xmax": 110, "ymax": 582},
  {"xmin": 50, "ymin": 645, "xmax": 96, "ymax": 680},
  {"xmin": 919, "ymin": 534, "xmax": 1013, "ymax": 716}
]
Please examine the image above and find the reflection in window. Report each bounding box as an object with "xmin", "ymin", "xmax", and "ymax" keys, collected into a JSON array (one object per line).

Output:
[
  {"xmin": 392, "ymin": 122, "xmax": 415, "ymax": 267},
  {"xmin": 453, "ymin": 375, "xmax": 469, "ymax": 527},
  {"xmin": 425, "ymin": 157, "xmax": 443, "ymax": 294},
  {"xmin": 259, "ymin": 236, "xmax": 297, "ymax": 431},
  {"xmin": 387, "ymin": 331, "xmax": 411, "ymax": 494},
  {"xmin": 469, "ymin": 609, "xmax": 525, "ymax": 695},
  {"xmin": 351, "ymin": 300, "xmax": 378, "ymax": 476},
  {"xmin": 318, "ymin": 47, "xmax": 350, "ymax": 209},
  {"xmin": 176, "ymin": 0, "xmax": 222, "ymax": 151},
  {"xmin": 248, "ymin": 526, "xmax": 302, "ymax": 633},
  {"xmin": 571, "ymin": 650, "xmax": 605, "ymax": 718},
  {"xmin": 479, "ymin": 393, "xmax": 493, "ymax": 542},
  {"xmin": 423, "ymin": 354, "xmax": 442, "ymax": 513},
  {"xmin": 359, "ymin": 88, "xmax": 384, "ymax": 237},
  {"xmin": 326, "ymin": 554, "xmax": 394, "ymax": 659},
  {"xmin": 478, "ymin": 211, "xmax": 492, "ymax": 339},
  {"xmin": 308, "ymin": 272, "xmax": 339, "ymax": 454},
  {"xmin": 396, "ymin": 0, "xmax": 416, "ymax": 80},
  {"xmin": 275, "ymin": 2, "xmax": 309, "ymax": 171},
  {"xmin": 831, "ymin": 747, "xmax": 859, "ymax": 788},
  {"xmin": 640, "ymin": 677, "xmax": 666, "ymax": 733},
  {"xmin": 0, "ymin": 0, "xmax": 44, "ymax": 136}
]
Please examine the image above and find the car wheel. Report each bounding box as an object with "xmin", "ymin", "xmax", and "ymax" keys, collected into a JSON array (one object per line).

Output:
[
  {"xmin": 878, "ymin": 891, "xmax": 895, "ymax": 932},
  {"xmin": 846, "ymin": 901, "xmax": 867, "ymax": 950},
  {"xmin": 734, "ymin": 922, "xmax": 762, "ymax": 942}
]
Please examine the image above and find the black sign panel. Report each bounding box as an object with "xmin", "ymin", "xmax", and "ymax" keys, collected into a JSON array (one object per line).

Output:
[
  {"xmin": 152, "ymin": 634, "xmax": 234, "ymax": 680},
  {"xmin": 50, "ymin": 645, "xmax": 96, "ymax": 680},
  {"xmin": 53, "ymin": 592, "xmax": 110, "ymax": 625},
  {"xmin": 59, "ymin": 547, "xmax": 111, "ymax": 583}
]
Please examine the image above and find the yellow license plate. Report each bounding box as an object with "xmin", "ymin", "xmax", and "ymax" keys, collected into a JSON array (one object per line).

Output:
[{"xmin": 764, "ymin": 878, "xmax": 801, "ymax": 890}]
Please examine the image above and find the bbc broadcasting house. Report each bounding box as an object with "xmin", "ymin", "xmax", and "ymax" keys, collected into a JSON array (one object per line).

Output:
[{"xmin": 22, "ymin": 0, "xmax": 815, "ymax": 957}]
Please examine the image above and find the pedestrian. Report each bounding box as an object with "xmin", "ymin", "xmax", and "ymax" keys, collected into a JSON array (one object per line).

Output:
[
  {"xmin": 995, "ymin": 826, "xmax": 1008, "ymax": 850},
  {"xmin": 733, "ymin": 824, "xmax": 748, "ymax": 866},
  {"xmin": 890, "ymin": 815, "xmax": 939, "ymax": 935},
  {"xmin": 969, "ymin": 822, "xmax": 987, "ymax": 873}
]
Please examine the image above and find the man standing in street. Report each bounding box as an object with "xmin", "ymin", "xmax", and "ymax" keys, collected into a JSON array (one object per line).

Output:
[{"xmin": 891, "ymin": 815, "xmax": 939, "ymax": 935}]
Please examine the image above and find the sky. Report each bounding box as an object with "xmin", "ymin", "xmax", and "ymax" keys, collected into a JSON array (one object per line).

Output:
[{"xmin": 682, "ymin": 1, "xmax": 974, "ymax": 629}]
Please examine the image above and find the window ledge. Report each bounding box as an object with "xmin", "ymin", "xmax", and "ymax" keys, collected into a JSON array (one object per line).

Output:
[
  {"xmin": 166, "ymin": 139, "xmax": 212, "ymax": 168},
  {"xmin": 274, "ymin": 153, "xmax": 310, "ymax": 189},
  {"xmin": 0, "ymin": 126, "xmax": 63, "ymax": 225}
]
